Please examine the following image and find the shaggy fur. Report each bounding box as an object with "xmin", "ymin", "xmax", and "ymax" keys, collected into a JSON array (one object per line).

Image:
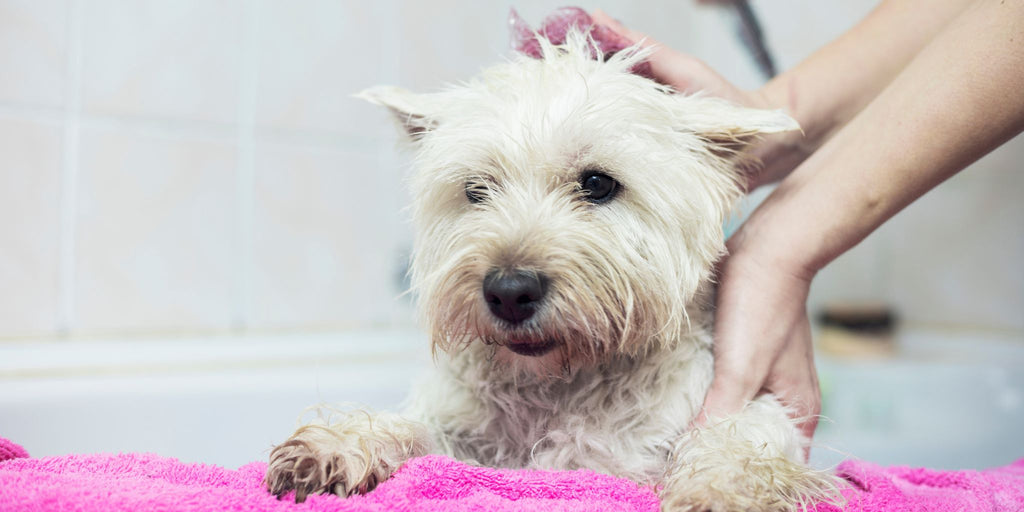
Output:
[{"xmin": 266, "ymin": 32, "xmax": 839, "ymax": 511}]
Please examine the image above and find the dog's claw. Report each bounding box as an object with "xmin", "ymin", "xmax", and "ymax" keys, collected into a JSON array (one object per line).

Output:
[
  {"xmin": 265, "ymin": 439, "xmax": 333, "ymax": 503},
  {"xmin": 265, "ymin": 416, "xmax": 423, "ymax": 502}
]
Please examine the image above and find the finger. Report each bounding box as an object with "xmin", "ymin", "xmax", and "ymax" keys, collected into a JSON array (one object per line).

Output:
[
  {"xmin": 765, "ymin": 344, "xmax": 822, "ymax": 441},
  {"xmin": 696, "ymin": 359, "xmax": 766, "ymax": 427},
  {"xmin": 778, "ymin": 385, "xmax": 821, "ymax": 441},
  {"xmin": 773, "ymin": 378, "xmax": 821, "ymax": 462},
  {"xmin": 798, "ymin": 371, "xmax": 822, "ymax": 440},
  {"xmin": 697, "ymin": 382, "xmax": 749, "ymax": 426},
  {"xmin": 591, "ymin": 9, "xmax": 650, "ymax": 45},
  {"xmin": 698, "ymin": 263, "xmax": 774, "ymax": 427},
  {"xmin": 591, "ymin": 9, "xmax": 724, "ymax": 96},
  {"xmin": 760, "ymin": 340, "xmax": 820, "ymax": 463}
]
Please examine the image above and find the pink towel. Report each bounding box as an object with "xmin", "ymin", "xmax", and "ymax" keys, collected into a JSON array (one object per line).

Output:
[
  {"xmin": 815, "ymin": 458, "xmax": 1024, "ymax": 512},
  {"xmin": 0, "ymin": 437, "xmax": 28, "ymax": 461},
  {"xmin": 0, "ymin": 437, "xmax": 658, "ymax": 511},
  {"xmin": 1, "ymin": 436, "xmax": 1022, "ymax": 511}
]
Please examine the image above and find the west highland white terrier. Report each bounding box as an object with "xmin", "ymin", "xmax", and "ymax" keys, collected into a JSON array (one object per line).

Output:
[{"xmin": 266, "ymin": 22, "xmax": 837, "ymax": 512}]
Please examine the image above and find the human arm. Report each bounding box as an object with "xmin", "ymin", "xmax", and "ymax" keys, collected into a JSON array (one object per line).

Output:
[
  {"xmin": 706, "ymin": 0, "xmax": 1024, "ymax": 443},
  {"xmin": 593, "ymin": 0, "xmax": 975, "ymax": 188}
]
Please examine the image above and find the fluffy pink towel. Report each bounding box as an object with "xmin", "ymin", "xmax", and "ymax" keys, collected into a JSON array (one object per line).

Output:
[
  {"xmin": 0, "ymin": 437, "xmax": 28, "ymax": 461},
  {"xmin": 2, "ymin": 436, "xmax": 1022, "ymax": 511},
  {"xmin": 816, "ymin": 458, "xmax": 1024, "ymax": 512},
  {"xmin": 0, "ymin": 438, "xmax": 658, "ymax": 511}
]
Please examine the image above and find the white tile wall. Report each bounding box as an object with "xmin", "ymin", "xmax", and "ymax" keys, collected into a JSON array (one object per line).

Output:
[
  {"xmin": 253, "ymin": 0, "xmax": 394, "ymax": 138},
  {"xmin": 884, "ymin": 139, "xmax": 1024, "ymax": 332},
  {"xmin": 0, "ymin": 0, "xmax": 69, "ymax": 108},
  {"xmin": 247, "ymin": 140, "xmax": 404, "ymax": 330},
  {"xmin": 395, "ymin": 0, "xmax": 511, "ymax": 91},
  {"xmin": 0, "ymin": 1, "xmax": 1020, "ymax": 340},
  {"xmin": 80, "ymin": 0, "xmax": 243, "ymax": 124},
  {"xmin": 74, "ymin": 125, "xmax": 236, "ymax": 333},
  {"xmin": 0, "ymin": 116, "xmax": 63, "ymax": 336},
  {"xmin": 754, "ymin": 0, "xmax": 880, "ymax": 72}
]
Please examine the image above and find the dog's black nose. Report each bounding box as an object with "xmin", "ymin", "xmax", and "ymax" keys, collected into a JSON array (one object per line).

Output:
[{"xmin": 482, "ymin": 269, "xmax": 547, "ymax": 324}]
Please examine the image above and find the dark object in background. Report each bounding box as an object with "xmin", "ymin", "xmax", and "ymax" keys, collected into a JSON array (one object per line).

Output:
[
  {"xmin": 816, "ymin": 303, "xmax": 898, "ymax": 358},
  {"xmin": 702, "ymin": 0, "xmax": 778, "ymax": 79}
]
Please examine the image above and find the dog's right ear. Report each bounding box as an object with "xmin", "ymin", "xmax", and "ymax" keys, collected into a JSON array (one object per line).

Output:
[{"xmin": 356, "ymin": 86, "xmax": 437, "ymax": 142}]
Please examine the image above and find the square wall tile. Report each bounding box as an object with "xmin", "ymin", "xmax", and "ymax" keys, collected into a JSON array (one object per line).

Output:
[
  {"xmin": 754, "ymin": 0, "xmax": 879, "ymax": 72},
  {"xmin": 886, "ymin": 138, "xmax": 1024, "ymax": 332},
  {"xmin": 808, "ymin": 230, "xmax": 887, "ymax": 314},
  {"xmin": 74, "ymin": 125, "xmax": 235, "ymax": 333},
  {"xmin": 396, "ymin": 0, "xmax": 513, "ymax": 91},
  {"xmin": 80, "ymin": 0, "xmax": 242, "ymax": 124},
  {"xmin": 0, "ymin": 0, "xmax": 69, "ymax": 108},
  {"xmin": 253, "ymin": 0, "xmax": 394, "ymax": 137},
  {"xmin": 248, "ymin": 141, "xmax": 406, "ymax": 330},
  {"xmin": 0, "ymin": 116, "xmax": 63, "ymax": 337}
]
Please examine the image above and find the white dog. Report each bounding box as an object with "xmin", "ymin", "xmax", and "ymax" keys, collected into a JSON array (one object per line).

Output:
[{"xmin": 266, "ymin": 30, "xmax": 837, "ymax": 512}]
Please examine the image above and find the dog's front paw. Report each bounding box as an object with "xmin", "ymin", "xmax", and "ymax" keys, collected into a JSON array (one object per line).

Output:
[
  {"xmin": 265, "ymin": 434, "xmax": 366, "ymax": 502},
  {"xmin": 264, "ymin": 412, "xmax": 431, "ymax": 502},
  {"xmin": 660, "ymin": 422, "xmax": 841, "ymax": 512},
  {"xmin": 660, "ymin": 452, "xmax": 838, "ymax": 512}
]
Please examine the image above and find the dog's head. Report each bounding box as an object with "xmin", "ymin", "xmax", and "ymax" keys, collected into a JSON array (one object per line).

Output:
[{"xmin": 361, "ymin": 32, "xmax": 796, "ymax": 375}]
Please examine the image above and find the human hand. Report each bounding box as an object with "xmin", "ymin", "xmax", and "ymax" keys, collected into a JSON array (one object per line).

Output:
[
  {"xmin": 591, "ymin": 9, "xmax": 759, "ymax": 105},
  {"xmin": 590, "ymin": 10, "xmax": 803, "ymax": 189},
  {"xmin": 592, "ymin": 10, "xmax": 822, "ymax": 447},
  {"xmin": 700, "ymin": 229, "xmax": 821, "ymax": 454},
  {"xmin": 592, "ymin": 10, "xmax": 822, "ymax": 440}
]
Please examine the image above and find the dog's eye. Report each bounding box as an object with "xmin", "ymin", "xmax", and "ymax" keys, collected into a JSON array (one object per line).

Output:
[
  {"xmin": 579, "ymin": 171, "xmax": 619, "ymax": 203},
  {"xmin": 465, "ymin": 180, "xmax": 487, "ymax": 204}
]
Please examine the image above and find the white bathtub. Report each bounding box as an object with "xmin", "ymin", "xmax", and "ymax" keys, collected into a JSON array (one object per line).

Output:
[
  {"xmin": 0, "ymin": 330, "xmax": 430, "ymax": 469},
  {"xmin": 811, "ymin": 328, "xmax": 1024, "ymax": 470},
  {"xmin": 1, "ymin": 328, "xmax": 1021, "ymax": 471}
]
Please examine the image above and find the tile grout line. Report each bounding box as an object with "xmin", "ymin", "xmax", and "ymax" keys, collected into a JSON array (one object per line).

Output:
[
  {"xmin": 232, "ymin": 1, "xmax": 261, "ymax": 332},
  {"xmin": 0, "ymin": 102, "xmax": 384, "ymax": 151},
  {"xmin": 0, "ymin": 104, "xmax": 66, "ymax": 123},
  {"xmin": 57, "ymin": 0, "xmax": 84, "ymax": 337}
]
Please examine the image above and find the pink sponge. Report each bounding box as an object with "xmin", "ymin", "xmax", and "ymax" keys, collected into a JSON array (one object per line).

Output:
[
  {"xmin": 0, "ymin": 437, "xmax": 28, "ymax": 462},
  {"xmin": 510, "ymin": 7, "xmax": 654, "ymax": 79}
]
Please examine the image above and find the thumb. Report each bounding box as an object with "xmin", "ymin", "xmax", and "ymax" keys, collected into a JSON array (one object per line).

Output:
[{"xmin": 695, "ymin": 367, "xmax": 761, "ymax": 428}]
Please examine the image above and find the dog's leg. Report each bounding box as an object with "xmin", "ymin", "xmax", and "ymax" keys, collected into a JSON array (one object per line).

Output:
[
  {"xmin": 265, "ymin": 410, "xmax": 432, "ymax": 502},
  {"xmin": 659, "ymin": 395, "xmax": 840, "ymax": 512}
]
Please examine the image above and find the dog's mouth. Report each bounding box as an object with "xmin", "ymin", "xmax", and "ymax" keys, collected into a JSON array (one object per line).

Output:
[{"xmin": 504, "ymin": 338, "xmax": 560, "ymax": 357}]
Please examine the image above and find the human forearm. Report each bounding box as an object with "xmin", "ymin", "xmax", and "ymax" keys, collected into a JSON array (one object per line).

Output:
[
  {"xmin": 738, "ymin": 0, "xmax": 1024, "ymax": 274},
  {"xmin": 696, "ymin": 0, "xmax": 1019, "ymax": 448},
  {"xmin": 753, "ymin": 0, "xmax": 976, "ymax": 186}
]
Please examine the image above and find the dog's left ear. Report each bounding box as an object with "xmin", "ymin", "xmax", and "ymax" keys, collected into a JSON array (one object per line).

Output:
[
  {"xmin": 674, "ymin": 96, "xmax": 799, "ymax": 158},
  {"xmin": 357, "ymin": 86, "xmax": 437, "ymax": 141}
]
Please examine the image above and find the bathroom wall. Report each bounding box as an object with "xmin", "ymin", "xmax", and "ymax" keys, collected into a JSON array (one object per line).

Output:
[{"xmin": 1, "ymin": 0, "xmax": 1021, "ymax": 341}]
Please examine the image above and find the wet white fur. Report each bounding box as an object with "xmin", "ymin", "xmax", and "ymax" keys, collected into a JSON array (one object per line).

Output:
[{"xmin": 267, "ymin": 32, "xmax": 838, "ymax": 511}]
